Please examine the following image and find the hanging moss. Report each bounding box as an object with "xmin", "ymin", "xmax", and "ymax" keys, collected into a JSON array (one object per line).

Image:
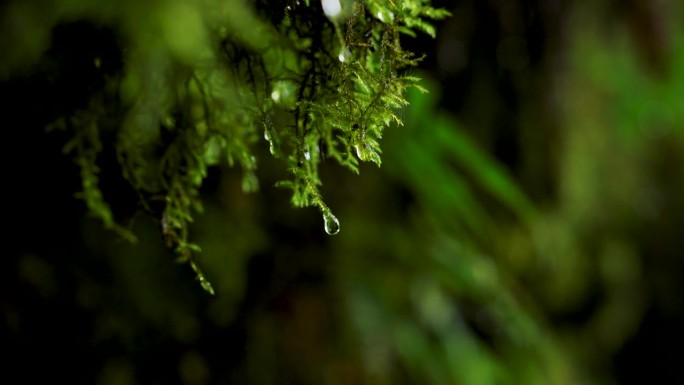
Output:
[{"xmin": 41, "ymin": 0, "xmax": 449, "ymax": 293}]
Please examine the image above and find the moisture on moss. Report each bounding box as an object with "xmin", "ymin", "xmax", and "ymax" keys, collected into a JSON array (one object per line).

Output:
[{"xmin": 52, "ymin": 0, "xmax": 450, "ymax": 294}]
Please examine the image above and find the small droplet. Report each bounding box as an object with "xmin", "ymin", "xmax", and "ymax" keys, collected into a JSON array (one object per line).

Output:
[
  {"xmin": 376, "ymin": 9, "xmax": 394, "ymax": 23},
  {"xmin": 304, "ymin": 150, "xmax": 311, "ymax": 161},
  {"xmin": 338, "ymin": 47, "xmax": 351, "ymax": 63},
  {"xmin": 321, "ymin": 0, "xmax": 342, "ymax": 18},
  {"xmin": 263, "ymin": 131, "xmax": 276, "ymax": 155},
  {"xmin": 271, "ymin": 81, "xmax": 295, "ymax": 105},
  {"xmin": 323, "ymin": 212, "xmax": 340, "ymax": 235},
  {"xmin": 355, "ymin": 144, "xmax": 381, "ymax": 165}
]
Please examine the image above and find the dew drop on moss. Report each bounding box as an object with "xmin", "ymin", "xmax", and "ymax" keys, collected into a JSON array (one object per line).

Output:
[
  {"xmin": 323, "ymin": 211, "xmax": 340, "ymax": 235},
  {"xmin": 338, "ymin": 47, "xmax": 351, "ymax": 63},
  {"xmin": 264, "ymin": 130, "xmax": 275, "ymax": 155}
]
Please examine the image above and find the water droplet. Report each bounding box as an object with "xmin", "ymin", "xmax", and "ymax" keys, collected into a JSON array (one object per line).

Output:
[
  {"xmin": 376, "ymin": 9, "xmax": 394, "ymax": 23},
  {"xmin": 321, "ymin": 0, "xmax": 342, "ymax": 18},
  {"xmin": 323, "ymin": 212, "xmax": 340, "ymax": 235},
  {"xmin": 355, "ymin": 144, "xmax": 381, "ymax": 164},
  {"xmin": 304, "ymin": 150, "xmax": 311, "ymax": 161},
  {"xmin": 271, "ymin": 81, "xmax": 295, "ymax": 106},
  {"xmin": 338, "ymin": 47, "xmax": 351, "ymax": 63},
  {"xmin": 264, "ymin": 130, "xmax": 276, "ymax": 154}
]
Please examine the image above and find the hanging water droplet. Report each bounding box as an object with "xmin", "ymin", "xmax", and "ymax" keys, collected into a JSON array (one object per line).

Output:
[
  {"xmin": 264, "ymin": 130, "xmax": 270, "ymax": 141},
  {"xmin": 323, "ymin": 212, "xmax": 340, "ymax": 235},
  {"xmin": 304, "ymin": 150, "xmax": 311, "ymax": 161}
]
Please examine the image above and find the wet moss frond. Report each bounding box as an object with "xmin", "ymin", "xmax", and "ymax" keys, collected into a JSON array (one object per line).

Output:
[{"xmin": 55, "ymin": 0, "xmax": 450, "ymax": 293}]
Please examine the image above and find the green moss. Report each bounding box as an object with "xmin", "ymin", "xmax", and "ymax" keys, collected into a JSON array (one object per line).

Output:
[{"xmin": 49, "ymin": 0, "xmax": 449, "ymax": 293}]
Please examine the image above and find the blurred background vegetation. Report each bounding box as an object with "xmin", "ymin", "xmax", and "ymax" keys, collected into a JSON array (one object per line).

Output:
[{"xmin": 2, "ymin": 0, "xmax": 683, "ymax": 384}]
